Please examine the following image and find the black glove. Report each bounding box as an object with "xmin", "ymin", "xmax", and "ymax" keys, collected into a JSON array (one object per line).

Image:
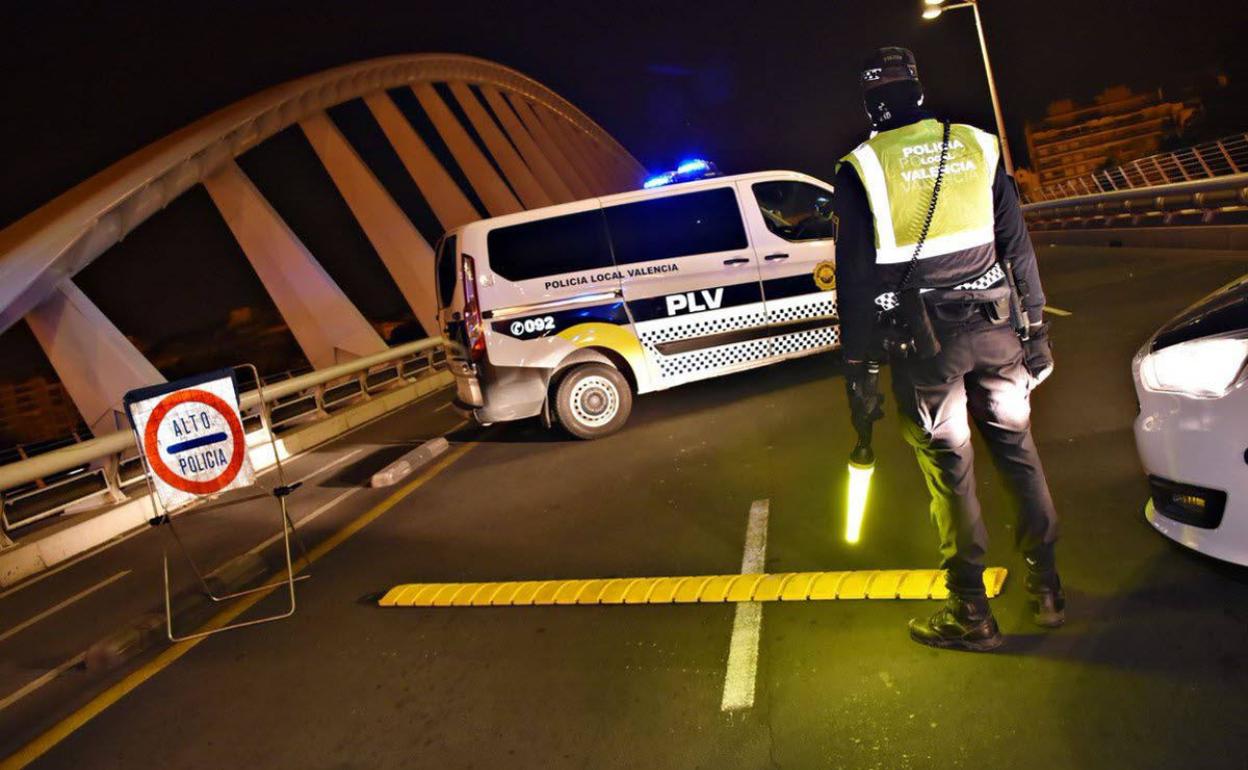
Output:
[
  {"xmin": 1023, "ymin": 322, "xmax": 1054, "ymax": 384},
  {"xmin": 845, "ymin": 361, "xmax": 884, "ymax": 440}
]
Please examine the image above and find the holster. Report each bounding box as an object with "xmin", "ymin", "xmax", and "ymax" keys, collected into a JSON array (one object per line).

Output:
[{"xmin": 873, "ymin": 289, "xmax": 942, "ymax": 361}]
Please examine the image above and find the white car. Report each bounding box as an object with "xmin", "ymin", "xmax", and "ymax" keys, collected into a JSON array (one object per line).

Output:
[{"xmin": 1132, "ymin": 273, "xmax": 1248, "ymax": 566}]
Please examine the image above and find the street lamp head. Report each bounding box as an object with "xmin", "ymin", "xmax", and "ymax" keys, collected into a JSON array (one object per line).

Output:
[
  {"xmin": 923, "ymin": 0, "xmax": 944, "ymax": 6},
  {"xmin": 922, "ymin": 7, "xmax": 943, "ymax": 19}
]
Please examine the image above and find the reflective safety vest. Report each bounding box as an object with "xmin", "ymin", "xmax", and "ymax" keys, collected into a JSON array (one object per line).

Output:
[{"xmin": 839, "ymin": 119, "xmax": 1001, "ymax": 288}]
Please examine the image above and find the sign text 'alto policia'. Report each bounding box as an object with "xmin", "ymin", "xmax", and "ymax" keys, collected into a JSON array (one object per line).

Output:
[{"xmin": 124, "ymin": 370, "xmax": 256, "ymax": 513}]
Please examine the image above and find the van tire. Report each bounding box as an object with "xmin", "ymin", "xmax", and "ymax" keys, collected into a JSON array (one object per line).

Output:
[{"xmin": 553, "ymin": 363, "xmax": 632, "ymax": 439}]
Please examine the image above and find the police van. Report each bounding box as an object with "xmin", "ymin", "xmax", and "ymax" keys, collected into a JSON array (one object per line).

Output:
[{"xmin": 436, "ymin": 171, "xmax": 839, "ymax": 438}]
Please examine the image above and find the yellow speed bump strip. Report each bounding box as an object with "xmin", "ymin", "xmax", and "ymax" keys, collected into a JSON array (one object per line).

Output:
[{"xmin": 379, "ymin": 567, "xmax": 1007, "ymax": 608}]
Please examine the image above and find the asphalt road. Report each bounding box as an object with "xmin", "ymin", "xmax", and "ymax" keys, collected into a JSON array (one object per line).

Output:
[{"xmin": 5, "ymin": 245, "xmax": 1248, "ymax": 770}]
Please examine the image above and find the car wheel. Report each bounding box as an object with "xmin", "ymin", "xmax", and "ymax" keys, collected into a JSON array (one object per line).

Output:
[{"xmin": 553, "ymin": 363, "xmax": 632, "ymax": 439}]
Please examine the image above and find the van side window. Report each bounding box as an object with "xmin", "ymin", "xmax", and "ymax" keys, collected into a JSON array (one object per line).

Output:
[
  {"xmin": 752, "ymin": 181, "xmax": 837, "ymax": 242},
  {"xmin": 436, "ymin": 234, "xmax": 458, "ymax": 307},
  {"xmin": 488, "ymin": 210, "xmax": 614, "ymax": 282},
  {"xmin": 604, "ymin": 187, "xmax": 747, "ymax": 264}
]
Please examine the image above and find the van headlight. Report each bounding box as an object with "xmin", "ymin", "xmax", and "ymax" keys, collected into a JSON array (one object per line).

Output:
[{"xmin": 1140, "ymin": 333, "xmax": 1248, "ymax": 398}]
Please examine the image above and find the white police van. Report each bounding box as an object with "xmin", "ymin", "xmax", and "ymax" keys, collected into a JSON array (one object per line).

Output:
[{"xmin": 436, "ymin": 171, "xmax": 839, "ymax": 438}]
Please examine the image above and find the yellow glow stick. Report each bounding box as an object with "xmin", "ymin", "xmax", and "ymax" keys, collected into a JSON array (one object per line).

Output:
[{"xmin": 845, "ymin": 446, "xmax": 875, "ymax": 544}]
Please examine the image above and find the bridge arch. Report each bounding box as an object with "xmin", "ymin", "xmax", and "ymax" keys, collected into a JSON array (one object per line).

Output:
[{"xmin": 0, "ymin": 54, "xmax": 646, "ymax": 438}]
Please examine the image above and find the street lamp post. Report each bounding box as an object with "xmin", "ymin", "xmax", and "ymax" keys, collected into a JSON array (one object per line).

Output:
[{"xmin": 922, "ymin": 0, "xmax": 1016, "ymax": 176}]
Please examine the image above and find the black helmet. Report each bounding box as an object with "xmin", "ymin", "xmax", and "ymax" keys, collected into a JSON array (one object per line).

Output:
[
  {"xmin": 861, "ymin": 47, "xmax": 920, "ymax": 93},
  {"xmin": 861, "ymin": 47, "xmax": 924, "ymax": 128}
]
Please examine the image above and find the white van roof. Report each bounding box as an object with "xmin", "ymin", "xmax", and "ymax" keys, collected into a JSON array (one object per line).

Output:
[{"xmin": 447, "ymin": 170, "xmax": 832, "ymax": 240}]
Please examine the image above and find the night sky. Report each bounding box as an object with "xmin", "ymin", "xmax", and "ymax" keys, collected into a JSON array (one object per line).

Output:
[{"xmin": 1, "ymin": 0, "xmax": 1245, "ymax": 381}]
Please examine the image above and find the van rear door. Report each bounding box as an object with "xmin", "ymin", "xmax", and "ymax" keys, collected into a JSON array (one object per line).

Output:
[
  {"xmin": 604, "ymin": 185, "xmax": 767, "ymax": 389},
  {"xmin": 435, "ymin": 233, "xmax": 464, "ymax": 346},
  {"xmin": 737, "ymin": 177, "xmax": 839, "ymax": 360}
]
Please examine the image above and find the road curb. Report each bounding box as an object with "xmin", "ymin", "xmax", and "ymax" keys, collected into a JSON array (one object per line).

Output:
[{"xmin": 370, "ymin": 438, "xmax": 450, "ymax": 487}]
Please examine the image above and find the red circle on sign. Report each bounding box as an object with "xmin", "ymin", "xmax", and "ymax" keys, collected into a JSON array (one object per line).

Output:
[{"xmin": 142, "ymin": 389, "xmax": 246, "ymax": 495}]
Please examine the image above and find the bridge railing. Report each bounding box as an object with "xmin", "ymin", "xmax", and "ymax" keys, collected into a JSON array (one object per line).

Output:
[
  {"xmin": 0, "ymin": 337, "xmax": 448, "ymax": 536},
  {"xmin": 1025, "ymin": 133, "xmax": 1248, "ymax": 204},
  {"xmin": 1021, "ymin": 171, "xmax": 1248, "ymax": 230}
]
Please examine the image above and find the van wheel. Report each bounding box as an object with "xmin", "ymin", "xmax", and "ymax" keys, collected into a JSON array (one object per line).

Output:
[{"xmin": 554, "ymin": 363, "xmax": 632, "ymax": 439}]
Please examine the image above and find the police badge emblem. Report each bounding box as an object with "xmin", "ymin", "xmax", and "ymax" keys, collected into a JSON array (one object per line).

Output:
[{"xmin": 813, "ymin": 261, "xmax": 836, "ymax": 291}]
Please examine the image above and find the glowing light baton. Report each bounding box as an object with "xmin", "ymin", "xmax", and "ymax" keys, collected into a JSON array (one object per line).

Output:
[
  {"xmin": 845, "ymin": 361, "xmax": 881, "ymax": 544},
  {"xmin": 846, "ymin": 443, "xmax": 875, "ymax": 544}
]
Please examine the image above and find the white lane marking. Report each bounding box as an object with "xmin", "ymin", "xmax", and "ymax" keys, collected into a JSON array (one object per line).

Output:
[
  {"xmin": 1044, "ymin": 305, "xmax": 1073, "ymax": 317},
  {"xmin": 0, "ymin": 654, "xmax": 83, "ymax": 713},
  {"xmin": 0, "ymin": 416, "xmax": 471, "ymax": 717},
  {"xmin": 721, "ymin": 499, "xmax": 769, "ymax": 712},
  {"xmin": 285, "ymin": 447, "xmax": 365, "ymax": 488},
  {"xmin": 205, "ymin": 421, "xmax": 470, "ymax": 573},
  {"xmin": 207, "ymin": 487, "xmax": 362, "ymax": 575},
  {"xmin": 0, "ymin": 530, "xmax": 145, "ymax": 601},
  {"xmin": 0, "ymin": 571, "xmax": 131, "ymax": 645}
]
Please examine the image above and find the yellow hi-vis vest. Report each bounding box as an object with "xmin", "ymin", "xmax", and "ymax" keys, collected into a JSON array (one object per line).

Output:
[{"xmin": 839, "ymin": 119, "xmax": 1000, "ymax": 267}]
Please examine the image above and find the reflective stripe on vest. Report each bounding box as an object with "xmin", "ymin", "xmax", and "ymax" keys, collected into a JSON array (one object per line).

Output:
[{"xmin": 841, "ymin": 120, "xmax": 1000, "ymax": 265}]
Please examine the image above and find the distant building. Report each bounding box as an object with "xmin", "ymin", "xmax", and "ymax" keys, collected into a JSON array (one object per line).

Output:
[
  {"xmin": 1024, "ymin": 86, "xmax": 1202, "ymax": 192},
  {"xmin": 0, "ymin": 377, "xmax": 85, "ymax": 447}
]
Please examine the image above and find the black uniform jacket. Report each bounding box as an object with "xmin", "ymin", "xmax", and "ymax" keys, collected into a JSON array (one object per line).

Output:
[{"xmin": 832, "ymin": 114, "xmax": 1047, "ymax": 362}]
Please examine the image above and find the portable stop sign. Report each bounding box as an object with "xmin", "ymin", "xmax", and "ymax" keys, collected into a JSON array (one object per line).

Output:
[
  {"xmin": 125, "ymin": 366, "xmax": 306, "ymax": 643},
  {"xmin": 125, "ymin": 369, "xmax": 255, "ymax": 514}
]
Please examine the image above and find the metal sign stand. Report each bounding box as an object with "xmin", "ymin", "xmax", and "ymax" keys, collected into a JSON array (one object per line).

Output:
[{"xmin": 132, "ymin": 364, "xmax": 312, "ymax": 642}]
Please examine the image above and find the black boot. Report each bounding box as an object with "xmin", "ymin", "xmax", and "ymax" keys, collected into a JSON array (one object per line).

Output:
[
  {"xmin": 1025, "ymin": 547, "xmax": 1065, "ymax": 628},
  {"xmin": 909, "ymin": 596, "xmax": 1004, "ymax": 652}
]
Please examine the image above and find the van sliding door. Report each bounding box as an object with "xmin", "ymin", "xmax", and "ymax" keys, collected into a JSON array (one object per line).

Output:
[{"xmin": 604, "ymin": 186, "xmax": 768, "ymax": 389}]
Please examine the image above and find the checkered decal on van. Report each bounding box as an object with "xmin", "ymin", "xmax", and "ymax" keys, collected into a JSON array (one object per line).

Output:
[
  {"xmin": 633, "ymin": 290, "xmax": 839, "ymax": 384},
  {"xmin": 635, "ymin": 304, "xmax": 772, "ymax": 380}
]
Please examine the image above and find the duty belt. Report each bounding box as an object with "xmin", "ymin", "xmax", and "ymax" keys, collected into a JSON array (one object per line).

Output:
[{"xmin": 874, "ymin": 263, "xmax": 1005, "ymax": 312}]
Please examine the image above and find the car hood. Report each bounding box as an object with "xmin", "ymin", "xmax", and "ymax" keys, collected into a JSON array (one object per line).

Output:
[{"xmin": 1152, "ymin": 273, "xmax": 1248, "ymax": 351}]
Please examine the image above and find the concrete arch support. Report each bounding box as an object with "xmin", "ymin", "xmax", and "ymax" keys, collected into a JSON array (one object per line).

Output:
[
  {"xmin": 539, "ymin": 108, "xmax": 611, "ymax": 195},
  {"xmin": 202, "ymin": 160, "xmax": 386, "ymax": 370},
  {"xmin": 479, "ymin": 87, "xmax": 575, "ymax": 203},
  {"xmin": 299, "ymin": 112, "xmax": 439, "ymax": 335},
  {"xmin": 25, "ymin": 280, "xmax": 165, "ymax": 435},
  {"xmin": 413, "ymin": 84, "xmax": 522, "ymax": 217},
  {"xmin": 447, "ymin": 82, "xmax": 552, "ymax": 210},
  {"xmin": 507, "ymin": 95, "xmax": 595, "ymax": 200},
  {"xmin": 363, "ymin": 92, "xmax": 480, "ymax": 231}
]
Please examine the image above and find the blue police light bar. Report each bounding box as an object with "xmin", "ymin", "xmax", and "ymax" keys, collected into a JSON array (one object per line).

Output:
[
  {"xmin": 643, "ymin": 172, "xmax": 676, "ymax": 189},
  {"xmin": 641, "ymin": 159, "xmax": 719, "ymax": 189}
]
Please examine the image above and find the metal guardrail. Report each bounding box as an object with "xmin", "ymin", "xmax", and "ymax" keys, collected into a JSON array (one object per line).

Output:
[
  {"xmin": 0, "ymin": 337, "xmax": 448, "ymax": 534},
  {"xmin": 1021, "ymin": 172, "xmax": 1248, "ymax": 226},
  {"xmin": 1025, "ymin": 133, "xmax": 1247, "ymax": 204}
]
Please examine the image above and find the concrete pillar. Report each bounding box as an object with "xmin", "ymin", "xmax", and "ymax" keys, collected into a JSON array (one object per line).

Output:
[
  {"xmin": 203, "ymin": 160, "xmax": 386, "ymax": 370},
  {"xmin": 554, "ymin": 114, "xmax": 621, "ymax": 193},
  {"xmin": 588, "ymin": 137, "xmax": 641, "ymax": 192},
  {"xmin": 537, "ymin": 107, "xmax": 613, "ymax": 195},
  {"xmin": 479, "ymin": 87, "xmax": 575, "ymax": 204},
  {"xmin": 25, "ymin": 280, "xmax": 165, "ymax": 436},
  {"xmin": 299, "ymin": 112, "xmax": 439, "ymax": 335},
  {"xmin": 506, "ymin": 94, "xmax": 595, "ymax": 200},
  {"xmin": 447, "ymin": 82, "xmax": 552, "ymax": 210},
  {"xmin": 363, "ymin": 92, "xmax": 479, "ymax": 230},
  {"xmin": 413, "ymin": 84, "xmax": 522, "ymax": 217},
  {"xmin": 554, "ymin": 110, "xmax": 620, "ymax": 196}
]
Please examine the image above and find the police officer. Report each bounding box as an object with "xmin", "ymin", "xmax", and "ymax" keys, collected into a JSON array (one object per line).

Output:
[{"xmin": 833, "ymin": 47, "xmax": 1063, "ymax": 652}]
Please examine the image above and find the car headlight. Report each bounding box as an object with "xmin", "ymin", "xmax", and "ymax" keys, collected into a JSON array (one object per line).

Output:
[{"xmin": 1140, "ymin": 333, "xmax": 1248, "ymax": 398}]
